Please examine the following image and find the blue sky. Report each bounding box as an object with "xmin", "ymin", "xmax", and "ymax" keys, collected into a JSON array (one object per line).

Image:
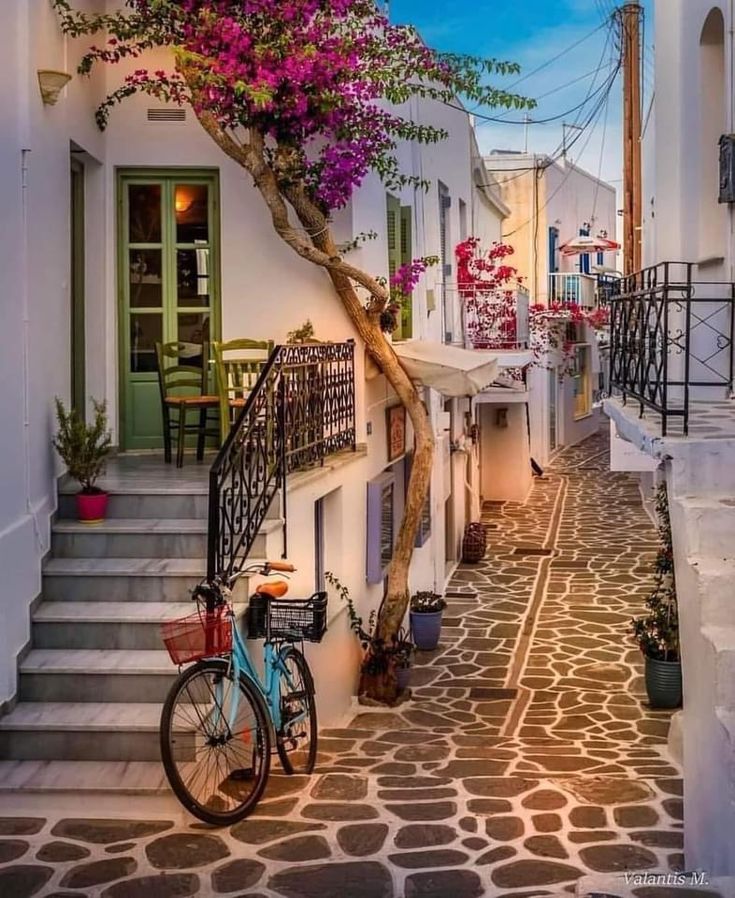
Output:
[{"xmin": 390, "ymin": 0, "xmax": 654, "ymax": 193}]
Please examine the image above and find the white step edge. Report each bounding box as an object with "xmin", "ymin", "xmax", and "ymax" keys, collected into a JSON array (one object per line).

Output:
[
  {"xmin": 33, "ymin": 601, "xmax": 248, "ymax": 623},
  {"xmin": 0, "ymin": 702, "xmax": 165, "ymax": 732},
  {"xmin": 20, "ymin": 649, "xmax": 174, "ymax": 675}
]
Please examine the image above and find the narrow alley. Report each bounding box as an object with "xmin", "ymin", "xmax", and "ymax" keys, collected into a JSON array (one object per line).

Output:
[{"xmin": 0, "ymin": 430, "xmax": 683, "ymax": 898}]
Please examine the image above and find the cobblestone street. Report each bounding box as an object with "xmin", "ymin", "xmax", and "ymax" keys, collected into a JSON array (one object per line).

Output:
[{"xmin": 0, "ymin": 429, "xmax": 684, "ymax": 898}]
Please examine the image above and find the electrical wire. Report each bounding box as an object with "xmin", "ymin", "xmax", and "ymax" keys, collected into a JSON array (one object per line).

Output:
[
  {"xmin": 501, "ymin": 63, "xmax": 620, "ymax": 240},
  {"xmin": 502, "ymin": 19, "xmax": 610, "ymax": 92}
]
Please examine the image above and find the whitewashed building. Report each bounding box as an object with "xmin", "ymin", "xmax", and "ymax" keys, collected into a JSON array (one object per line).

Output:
[
  {"xmin": 605, "ymin": 0, "xmax": 735, "ymax": 876},
  {"xmin": 0, "ymin": 0, "xmax": 508, "ymax": 797},
  {"xmin": 481, "ymin": 153, "xmax": 617, "ymax": 474}
]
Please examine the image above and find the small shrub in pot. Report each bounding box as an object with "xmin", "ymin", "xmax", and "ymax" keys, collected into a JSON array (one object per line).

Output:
[{"xmin": 53, "ymin": 398, "xmax": 112, "ymax": 522}]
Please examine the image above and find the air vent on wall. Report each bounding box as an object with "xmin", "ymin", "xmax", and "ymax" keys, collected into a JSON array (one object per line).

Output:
[{"xmin": 147, "ymin": 107, "xmax": 186, "ymax": 123}]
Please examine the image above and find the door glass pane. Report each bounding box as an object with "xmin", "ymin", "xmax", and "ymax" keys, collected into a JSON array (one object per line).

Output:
[
  {"xmin": 178, "ymin": 311, "xmax": 211, "ymax": 349},
  {"xmin": 177, "ymin": 248, "xmax": 210, "ymax": 307},
  {"xmin": 130, "ymin": 313, "xmax": 162, "ymax": 372},
  {"xmin": 128, "ymin": 184, "xmax": 162, "ymax": 243},
  {"xmin": 129, "ymin": 250, "xmax": 163, "ymax": 308},
  {"xmin": 175, "ymin": 184, "xmax": 209, "ymax": 242}
]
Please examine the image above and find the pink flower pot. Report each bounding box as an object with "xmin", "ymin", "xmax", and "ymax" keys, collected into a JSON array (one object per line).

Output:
[{"xmin": 76, "ymin": 491, "xmax": 108, "ymax": 523}]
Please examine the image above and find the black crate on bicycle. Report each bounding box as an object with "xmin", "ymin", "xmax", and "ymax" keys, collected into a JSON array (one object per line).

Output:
[{"xmin": 246, "ymin": 592, "xmax": 328, "ymax": 642}]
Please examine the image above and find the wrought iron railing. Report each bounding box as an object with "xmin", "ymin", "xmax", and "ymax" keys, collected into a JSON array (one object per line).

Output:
[
  {"xmin": 453, "ymin": 284, "xmax": 530, "ymax": 350},
  {"xmin": 207, "ymin": 341, "xmax": 356, "ymax": 580},
  {"xmin": 609, "ymin": 262, "xmax": 735, "ymax": 435}
]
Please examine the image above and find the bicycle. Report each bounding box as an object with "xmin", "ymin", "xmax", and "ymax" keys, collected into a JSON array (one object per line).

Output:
[{"xmin": 159, "ymin": 560, "xmax": 328, "ymax": 825}]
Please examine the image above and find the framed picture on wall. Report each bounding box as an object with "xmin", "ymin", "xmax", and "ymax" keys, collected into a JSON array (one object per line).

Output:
[{"xmin": 386, "ymin": 404, "xmax": 406, "ymax": 462}]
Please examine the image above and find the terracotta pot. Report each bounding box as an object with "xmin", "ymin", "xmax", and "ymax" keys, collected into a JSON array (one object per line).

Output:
[{"xmin": 76, "ymin": 490, "xmax": 109, "ymax": 523}]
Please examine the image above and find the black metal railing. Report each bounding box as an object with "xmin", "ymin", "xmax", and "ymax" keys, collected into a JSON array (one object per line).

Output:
[
  {"xmin": 609, "ymin": 262, "xmax": 735, "ymax": 435},
  {"xmin": 207, "ymin": 341, "xmax": 356, "ymax": 580},
  {"xmin": 596, "ymin": 273, "xmax": 622, "ymax": 305}
]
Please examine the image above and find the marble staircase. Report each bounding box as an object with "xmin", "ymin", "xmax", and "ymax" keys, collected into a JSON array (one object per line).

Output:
[{"xmin": 0, "ymin": 456, "xmax": 282, "ymax": 789}]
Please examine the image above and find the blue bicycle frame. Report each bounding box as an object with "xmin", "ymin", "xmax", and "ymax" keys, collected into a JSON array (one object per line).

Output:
[{"xmin": 213, "ymin": 610, "xmax": 306, "ymax": 737}]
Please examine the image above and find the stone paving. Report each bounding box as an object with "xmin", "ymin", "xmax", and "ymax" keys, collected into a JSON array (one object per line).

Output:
[{"xmin": 0, "ymin": 429, "xmax": 686, "ymax": 898}]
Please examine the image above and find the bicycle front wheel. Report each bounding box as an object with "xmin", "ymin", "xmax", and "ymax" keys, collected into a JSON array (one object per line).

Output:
[
  {"xmin": 160, "ymin": 659, "xmax": 271, "ymax": 825},
  {"xmin": 275, "ymin": 647, "xmax": 318, "ymax": 775}
]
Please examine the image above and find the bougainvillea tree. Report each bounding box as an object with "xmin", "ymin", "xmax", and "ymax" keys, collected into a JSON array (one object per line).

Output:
[{"xmin": 53, "ymin": 0, "xmax": 531, "ymax": 701}]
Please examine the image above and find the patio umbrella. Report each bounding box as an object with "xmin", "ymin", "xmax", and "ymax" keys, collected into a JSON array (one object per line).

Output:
[{"xmin": 559, "ymin": 235, "xmax": 621, "ymax": 256}]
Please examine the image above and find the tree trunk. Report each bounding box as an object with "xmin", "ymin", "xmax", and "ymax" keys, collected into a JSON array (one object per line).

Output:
[{"xmin": 187, "ymin": 108, "xmax": 435, "ymax": 701}]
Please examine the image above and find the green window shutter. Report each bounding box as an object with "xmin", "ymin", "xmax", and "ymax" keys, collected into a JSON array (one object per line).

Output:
[
  {"xmin": 386, "ymin": 193, "xmax": 402, "ymax": 339},
  {"xmin": 400, "ymin": 206, "xmax": 413, "ymax": 339}
]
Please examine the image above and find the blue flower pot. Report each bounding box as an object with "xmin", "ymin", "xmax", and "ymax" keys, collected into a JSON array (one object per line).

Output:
[
  {"xmin": 410, "ymin": 610, "xmax": 443, "ymax": 651},
  {"xmin": 645, "ymin": 656, "xmax": 682, "ymax": 709}
]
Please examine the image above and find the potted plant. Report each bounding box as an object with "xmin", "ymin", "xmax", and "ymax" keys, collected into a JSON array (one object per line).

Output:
[
  {"xmin": 53, "ymin": 398, "xmax": 112, "ymax": 523},
  {"xmin": 325, "ymin": 572, "xmax": 413, "ymax": 705},
  {"xmin": 631, "ymin": 483, "xmax": 681, "ymax": 709},
  {"xmin": 410, "ymin": 590, "xmax": 447, "ymax": 651},
  {"xmin": 393, "ymin": 626, "xmax": 414, "ymax": 692}
]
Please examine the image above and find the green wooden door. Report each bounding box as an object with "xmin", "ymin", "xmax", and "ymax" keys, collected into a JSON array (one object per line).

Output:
[{"xmin": 118, "ymin": 170, "xmax": 220, "ymax": 449}]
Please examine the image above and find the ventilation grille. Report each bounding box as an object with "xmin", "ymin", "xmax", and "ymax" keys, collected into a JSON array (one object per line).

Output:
[{"xmin": 147, "ymin": 107, "xmax": 186, "ymax": 123}]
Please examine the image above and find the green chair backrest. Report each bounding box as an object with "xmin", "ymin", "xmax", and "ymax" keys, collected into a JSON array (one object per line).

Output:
[
  {"xmin": 212, "ymin": 338, "xmax": 274, "ymax": 441},
  {"xmin": 155, "ymin": 341, "xmax": 210, "ymax": 402}
]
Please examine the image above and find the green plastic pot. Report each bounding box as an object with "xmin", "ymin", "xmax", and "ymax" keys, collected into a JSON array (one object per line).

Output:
[{"xmin": 645, "ymin": 655, "xmax": 682, "ymax": 709}]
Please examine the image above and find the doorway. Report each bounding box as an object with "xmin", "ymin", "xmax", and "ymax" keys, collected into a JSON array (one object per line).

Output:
[
  {"xmin": 117, "ymin": 170, "xmax": 221, "ymax": 449},
  {"xmin": 70, "ymin": 157, "xmax": 86, "ymax": 419}
]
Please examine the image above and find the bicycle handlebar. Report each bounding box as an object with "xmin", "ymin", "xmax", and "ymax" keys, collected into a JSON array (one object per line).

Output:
[{"xmin": 266, "ymin": 560, "xmax": 296, "ymax": 573}]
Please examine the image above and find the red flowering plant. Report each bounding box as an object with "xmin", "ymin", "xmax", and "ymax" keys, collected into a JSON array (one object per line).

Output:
[
  {"xmin": 456, "ymin": 238, "xmax": 522, "ymax": 350},
  {"xmin": 529, "ymin": 301, "xmax": 610, "ymax": 377},
  {"xmin": 52, "ymin": 0, "xmax": 532, "ymax": 703}
]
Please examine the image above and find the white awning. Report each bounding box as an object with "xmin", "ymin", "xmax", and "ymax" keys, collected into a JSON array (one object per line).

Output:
[{"xmin": 393, "ymin": 341, "xmax": 500, "ymax": 397}]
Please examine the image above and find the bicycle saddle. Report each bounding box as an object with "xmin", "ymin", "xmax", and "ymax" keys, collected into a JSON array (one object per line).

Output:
[{"xmin": 258, "ymin": 581, "xmax": 288, "ymax": 598}]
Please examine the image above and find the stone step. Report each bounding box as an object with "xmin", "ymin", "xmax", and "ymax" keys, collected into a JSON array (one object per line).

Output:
[
  {"xmin": 42, "ymin": 557, "xmax": 209, "ymax": 602},
  {"xmin": 690, "ymin": 557, "xmax": 735, "ymax": 628},
  {"xmin": 0, "ymin": 703, "xmax": 171, "ymax": 762},
  {"xmin": 50, "ymin": 516, "xmax": 282, "ymax": 560},
  {"xmin": 703, "ymin": 625, "xmax": 735, "ymax": 707},
  {"xmin": 577, "ymin": 872, "xmax": 735, "ymax": 897},
  {"xmin": 18, "ymin": 650, "xmax": 177, "ymax": 703},
  {"xmin": 0, "ymin": 759, "xmax": 173, "ymax": 795},
  {"xmin": 31, "ymin": 601, "xmax": 248, "ymax": 650},
  {"xmin": 58, "ymin": 478, "xmax": 283, "ymax": 522},
  {"xmin": 51, "ymin": 518, "xmax": 208, "ymax": 559},
  {"xmin": 679, "ymin": 496, "xmax": 735, "ymax": 560}
]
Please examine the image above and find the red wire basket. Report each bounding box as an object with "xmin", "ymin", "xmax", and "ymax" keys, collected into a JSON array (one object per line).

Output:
[{"xmin": 160, "ymin": 607, "xmax": 233, "ymax": 665}]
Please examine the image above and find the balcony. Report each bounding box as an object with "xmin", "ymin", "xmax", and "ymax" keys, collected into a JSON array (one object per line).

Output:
[
  {"xmin": 548, "ymin": 272, "xmax": 598, "ymax": 308},
  {"xmin": 459, "ymin": 284, "xmax": 530, "ymax": 351},
  {"xmin": 607, "ymin": 262, "xmax": 734, "ymax": 436}
]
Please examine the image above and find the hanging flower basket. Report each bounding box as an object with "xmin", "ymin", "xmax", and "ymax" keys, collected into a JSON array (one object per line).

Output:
[{"xmin": 462, "ymin": 522, "xmax": 488, "ymax": 564}]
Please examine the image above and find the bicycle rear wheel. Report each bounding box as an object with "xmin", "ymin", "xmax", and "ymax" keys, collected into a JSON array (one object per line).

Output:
[
  {"xmin": 275, "ymin": 647, "xmax": 318, "ymax": 775},
  {"xmin": 160, "ymin": 658, "xmax": 271, "ymax": 825}
]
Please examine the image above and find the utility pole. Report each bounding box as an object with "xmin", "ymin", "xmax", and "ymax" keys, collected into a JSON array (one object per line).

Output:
[{"xmin": 622, "ymin": 0, "xmax": 643, "ymax": 274}]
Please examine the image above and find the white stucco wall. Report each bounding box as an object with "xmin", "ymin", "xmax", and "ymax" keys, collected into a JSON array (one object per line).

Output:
[{"xmin": 0, "ymin": 2, "xmax": 502, "ymax": 711}]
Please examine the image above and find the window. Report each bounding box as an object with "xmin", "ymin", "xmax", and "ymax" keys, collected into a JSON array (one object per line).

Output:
[
  {"xmin": 367, "ymin": 471, "xmax": 395, "ymax": 583},
  {"xmin": 386, "ymin": 194, "xmax": 413, "ymax": 340},
  {"xmin": 548, "ymin": 227, "xmax": 560, "ymax": 274},
  {"xmin": 572, "ymin": 344, "xmax": 592, "ymax": 419},
  {"xmin": 439, "ymin": 182, "xmax": 452, "ymax": 342}
]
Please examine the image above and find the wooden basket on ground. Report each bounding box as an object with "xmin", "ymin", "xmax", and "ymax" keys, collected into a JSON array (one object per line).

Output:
[{"xmin": 461, "ymin": 522, "xmax": 488, "ymax": 564}]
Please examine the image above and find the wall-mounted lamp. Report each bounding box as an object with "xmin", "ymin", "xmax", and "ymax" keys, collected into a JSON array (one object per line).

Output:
[{"xmin": 38, "ymin": 70, "xmax": 72, "ymax": 106}]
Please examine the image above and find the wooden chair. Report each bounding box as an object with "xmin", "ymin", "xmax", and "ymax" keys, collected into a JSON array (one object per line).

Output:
[
  {"xmin": 212, "ymin": 339, "xmax": 274, "ymax": 443},
  {"xmin": 155, "ymin": 341, "xmax": 220, "ymax": 467}
]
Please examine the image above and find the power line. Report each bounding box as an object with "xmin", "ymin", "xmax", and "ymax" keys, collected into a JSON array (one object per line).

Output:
[{"xmin": 502, "ymin": 19, "xmax": 610, "ymax": 92}]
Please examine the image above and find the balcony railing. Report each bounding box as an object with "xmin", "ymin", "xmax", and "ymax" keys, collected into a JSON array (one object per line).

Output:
[
  {"xmin": 548, "ymin": 272, "xmax": 598, "ymax": 308},
  {"xmin": 208, "ymin": 341, "xmax": 356, "ymax": 580},
  {"xmin": 456, "ymin": 284, "xmax": 530, "ymax": 351},
  {"xmin": 609, "ymin": 262, "xmax": 735, "ymax": 435}
]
